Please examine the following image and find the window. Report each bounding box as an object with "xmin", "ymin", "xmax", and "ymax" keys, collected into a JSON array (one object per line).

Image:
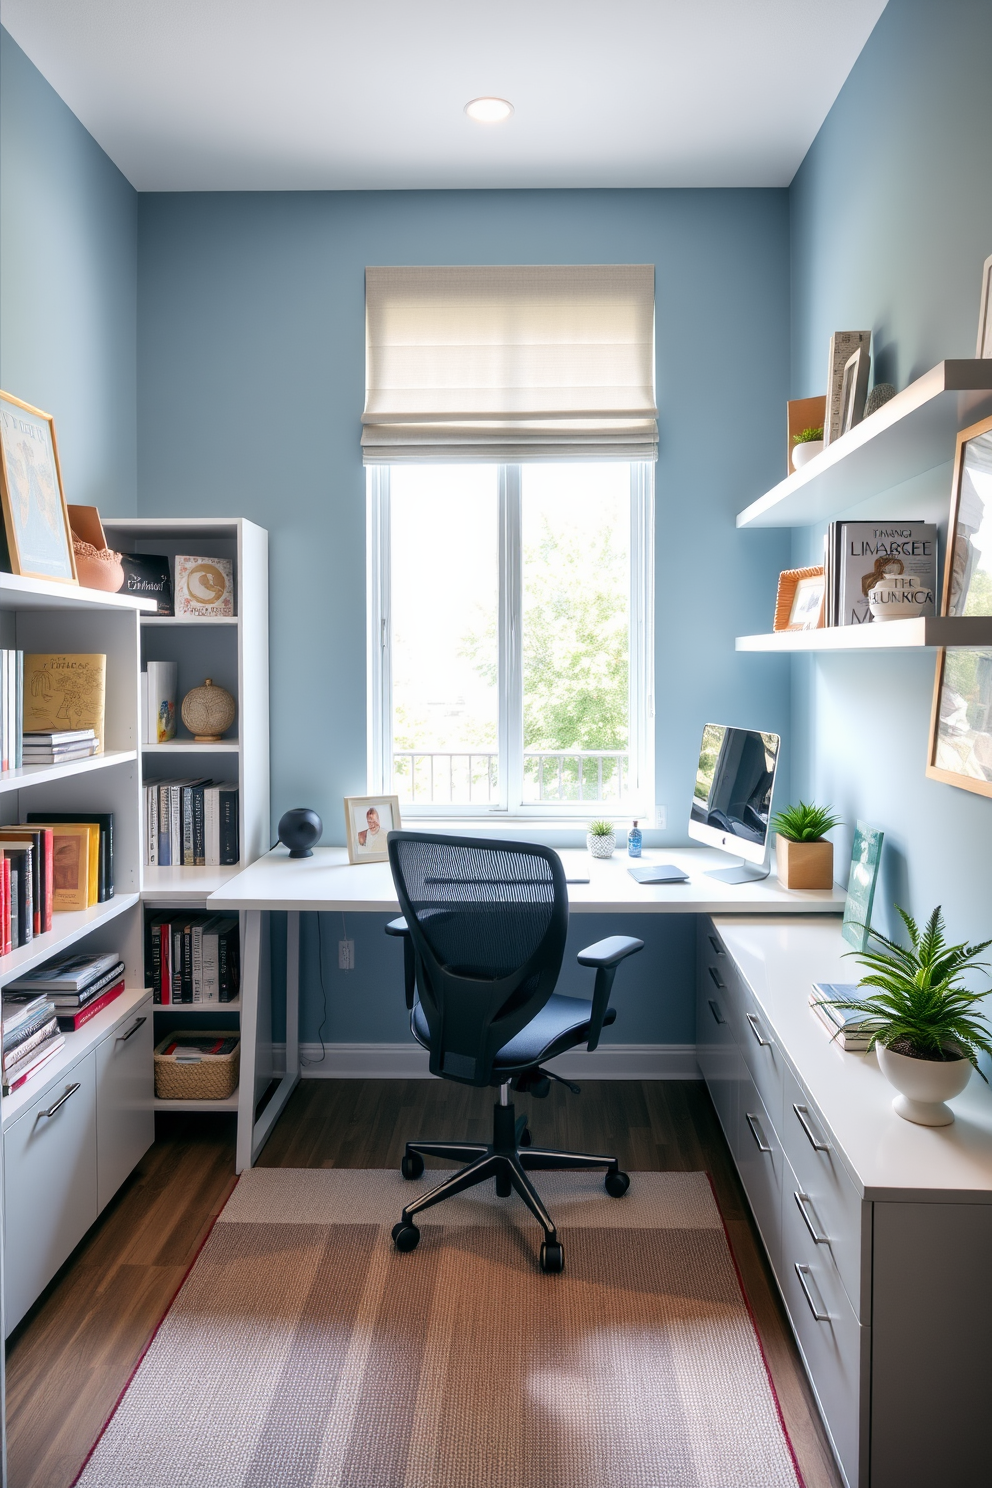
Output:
[{"xmin": 368, "ymin": 460, "xmax": 654, "ymax": 817}]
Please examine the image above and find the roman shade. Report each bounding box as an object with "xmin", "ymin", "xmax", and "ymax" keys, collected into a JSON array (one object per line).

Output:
[{"xmin": 362, "ymin": 265, "xmax": 657, "ymax": 463}]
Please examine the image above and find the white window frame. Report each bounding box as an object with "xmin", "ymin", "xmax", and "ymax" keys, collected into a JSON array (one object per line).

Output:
[{"xmin": 367, "ymin": 462, "xmax": 655, "ymax": 821}]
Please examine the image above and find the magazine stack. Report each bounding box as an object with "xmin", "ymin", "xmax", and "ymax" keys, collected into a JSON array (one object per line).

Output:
[
  {"xmin": 2, "ymin": 993, "xmax": 63, "ymax": 1094},
  {"xmin": 6, "ymin": 949, "xmax": 126, "ymax": 1036}
]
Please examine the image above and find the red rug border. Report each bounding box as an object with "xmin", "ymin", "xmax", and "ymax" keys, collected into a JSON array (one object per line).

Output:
[{"xmin": 70, "ymin": 1173, "xmax": 241, "ymax": 1488}]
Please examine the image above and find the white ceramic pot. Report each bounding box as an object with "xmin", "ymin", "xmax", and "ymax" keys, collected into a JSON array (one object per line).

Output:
[
  {"xmin": 877, "ymin": 1044, "xmax": 972, "ymax": 1126},
  {"xmin": 867, "ymin": 573, "xmax": 934, "ymax": 622},
  {"xmin": 586, "ymin": 831, "xmax": 616, "ymax": 859},
  {"xmin": 792, "ymin": 440, "xmax": 824, "ymax": 470}
]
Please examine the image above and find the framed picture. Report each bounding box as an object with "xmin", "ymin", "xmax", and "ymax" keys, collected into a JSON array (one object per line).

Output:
[
  {"xmin": 824, "ymin": 331, "xmax": 870, "ymax": 445},
  {"xmin": 839, "ymin": 347, "xmax": 870, "ymax": 436},
  {"xmin": 774, "ymin": 565, "xmax": 825, "ymax": 631},
  {"xmin": 927, "ymin": 414, "xmax": 992, "ymax": 796},
  {"xmin": 841, "ymin": 821, "xmax": 884, "ymax": 951},
  {"xmin": 0, "ymin": 390, "xmax": 78, "ymax": 584},
  {"xmin": 344, "ymin": 794, "xmax": 401, "ymax": 863},
  {"xmin": 977, "ymin": 253, "xmax": 992, "ymax": 359}
]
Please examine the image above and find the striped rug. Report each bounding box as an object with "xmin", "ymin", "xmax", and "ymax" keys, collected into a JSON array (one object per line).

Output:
[{"xmin": 75, "ymin": 1169, "xmax": 801, "ymax": 1487}]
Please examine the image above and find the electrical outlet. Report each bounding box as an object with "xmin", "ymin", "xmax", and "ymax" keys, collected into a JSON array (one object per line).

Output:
[
  {"xmin": 655, "ymin": 805, "xmax": 667, "ymax": 828},
  {"xmin": 338, "ymin": 939, "xmax": 355, "ymax": 970}
]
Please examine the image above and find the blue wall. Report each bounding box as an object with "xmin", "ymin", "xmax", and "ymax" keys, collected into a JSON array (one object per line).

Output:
[
  {"xmin": 0, "ymin": 29, "xmax": 138, "ymax": 515},
  {"xmin": 788, "ymin": 0, "xmax": 992, "ymax": 965}
]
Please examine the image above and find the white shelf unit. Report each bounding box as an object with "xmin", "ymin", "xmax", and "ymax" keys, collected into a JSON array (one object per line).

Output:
[
  {"xmin": 736, "ymin": 360, "xmax": 992, "ymax": 529},
  {"xmin": 736, "ymin": 616, "xmax": 992, "ymax": 652}
]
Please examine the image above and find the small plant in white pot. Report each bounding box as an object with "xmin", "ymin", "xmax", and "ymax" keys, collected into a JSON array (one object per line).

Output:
[
  {"xmin": 791, "ymin": 424, "xmax": 824, "ymax": 471},
  {"xmin": 772, "ymin": 801, "xmax": 840, "ymax": 889},
  {"xmin": 819, "ymin": 906, "xmax": 992, "ymax": 1127},
  {"xmin": 586, "ymin": 819, "xmax": 616, "ymax": 859}
]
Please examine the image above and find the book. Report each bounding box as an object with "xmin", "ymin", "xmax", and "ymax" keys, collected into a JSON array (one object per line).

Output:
[
  {"xmin": 120, "ymin": 552, "xmax": 174, "ymax": 613},
  {"xmin": 2, "ymin": 845, "xmax": 32, "ymax": 947},
  {"xmin": 47, "ymin": 961, "xmax": 126, "ymax": 1007},
  {"xmin": 843, "ymin": 822, "xmax": 884, "ymax": 951},
  {"xmin": 21, "ymin": 743, "xmax": 98, "ymax": 761},
  {"xmin": 140, "ymin": 670, "xmax": 148, "ymax": 745},
  {"xmin": 7, "ymin": 948, "xmax": 122, "ymax": 992},
  {"xmin": 148, "ymin": 914, "xmax": 167, "ymax": 1002},
  {"xmin": 56, "ymin": 980, "xmax": 125, "ymax": 1032},
  {"xmin": 20, "ymin": 728, "xmax": 96, "ymax": 744},
  {"xmin": 204, "ymin": 785, "xmax": 220, "ymax": 865},
  {"xmin": 147, "ymin": 660, "xmax": 177, "ymax": 743},
  {"xmin": 146, "ymin": 783, "xmax": 159, "ymax": 866},
  {"xmin": 175, "ymin": 555, "xmax": 234, "ymax": 617},
  {"xmin": 810, "ymin": 985, "xmax": 875, "ymax": 1050},
  {"xmin": 837, "ymin": 522, "xmax": 938, "ymax": 626},
  {"xmin": 29, "ymin": 821, "xmax": 97, "ymax": 909},
  {"xmin": 172, "ymin": 921, "xmax": 184, "ymax": 1003},
  {"xmin": 3, "ymin": 1014, "xmax": 58, "ymax": 1069},
  {"xmin": 24, "ymin": 654, "xmax": 107, "ymax": 754},
  {"xmin": 219, "ymin": 784, "xmax": 239, "ymax": 865},
  {"xmin": 2, "ymin": 992, "xmax": 50, "ymax": 1033},
  {"xmin": 3, "ymin": 1036, "xmax": 64, "ymax": 1094},
  {"xmin": 28, "ymin": 811, "xmax": 114, "ymax": 901},
  {"xmin": 0, "ymin": 826, "xmax": 54, "ymax": 934},
  {"xmin": 2, "ymin": 1002, "xmax": 55, "ymax": 1051}
]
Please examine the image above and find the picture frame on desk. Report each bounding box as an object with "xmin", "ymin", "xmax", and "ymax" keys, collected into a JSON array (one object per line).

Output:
[
  {"xmin": 773, "ymin": 566, "xmax": 825, "ymax": 632},
  {"xmin": 0, "ymin": 390, "xmax": 78, "ymax": 585},
  {"xmin": 344, "ymin": 795, "xmax": 401, "ymax": 863}
]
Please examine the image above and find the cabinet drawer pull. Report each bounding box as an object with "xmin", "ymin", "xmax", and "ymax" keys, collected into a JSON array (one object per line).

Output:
[
  {"xmin": 745, "ymin": 1011, "xmax": 773, "ymax": 1048},
  {"xmin": 116, "ymin": 1016, "xmax": 147, "ymax": 1043},
  {"xmin": 707, "ymin": 998, "xmax": 726, "ymax": 1026},
  {"xmin": 707, "ymin": 965, "xmax": 726, "ymax": 990},
  {"xmin": 794, "ymin": 1263, "xmax": 830, "ymax": 1321},
  {"xmin": 39, "ymin": 1083, "xmax": 80, "ymax": 1119},
  {"xmin": 707, "ymin": 935, "xmax": 724, "ymax": 955},
  {"xmin": 794, "ymin": 1190, "xmax": 829, "ymax": 1244},
  {"xmin": 793, "ymin": 1102, "xmax": 831, "ymax": 1151},
  {"xmin": 745, "ymin": 1111, "xmax": 772, "ymax": 1153}
]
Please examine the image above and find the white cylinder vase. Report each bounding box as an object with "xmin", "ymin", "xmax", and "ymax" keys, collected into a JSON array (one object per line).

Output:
[{"xmin": 877, "ymin": 1044, "xmax": 972, "ymax": 1126}]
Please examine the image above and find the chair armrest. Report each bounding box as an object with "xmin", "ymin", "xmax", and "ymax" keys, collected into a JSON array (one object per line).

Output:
[
  {"xmin": 576, "ymin": 936, "xmax": 644, "ymax": 1051},
  {"xmin": 384, "ymin": 917, "xmax": 416, "ymax": 1008}
]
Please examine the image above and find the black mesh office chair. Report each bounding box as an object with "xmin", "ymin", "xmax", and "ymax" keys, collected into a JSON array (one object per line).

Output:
[{"xmin": 385, "ymin": 831, "xmax": 643, "ymax": 1273}]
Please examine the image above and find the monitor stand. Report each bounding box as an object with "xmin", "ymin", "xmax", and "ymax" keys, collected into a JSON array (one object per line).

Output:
[{"xmin": 706, "ymin": 858, "xmax": 771, "ymax": 884}]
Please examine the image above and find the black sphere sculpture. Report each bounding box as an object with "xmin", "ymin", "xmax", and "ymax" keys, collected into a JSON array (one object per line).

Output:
[{"xmin": 278, "ymin": 808, "xmax": 323, "ymax": 858}]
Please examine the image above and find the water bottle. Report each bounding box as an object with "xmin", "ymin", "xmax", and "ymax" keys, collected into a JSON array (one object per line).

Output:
[{"xmin": 627, "ymin": 820, "xmax": 642, "ymax": 857}]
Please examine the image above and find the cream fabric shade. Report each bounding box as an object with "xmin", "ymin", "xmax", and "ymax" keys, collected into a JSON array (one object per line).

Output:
[{"xmin": 362, "ymin": 265, "xmax": 657, "ymax": 463}]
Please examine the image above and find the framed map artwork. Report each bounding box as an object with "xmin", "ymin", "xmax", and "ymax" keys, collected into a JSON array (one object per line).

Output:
[{"xmin": 0, "ymin": 391, "xmax": 78, "ymax": 584}]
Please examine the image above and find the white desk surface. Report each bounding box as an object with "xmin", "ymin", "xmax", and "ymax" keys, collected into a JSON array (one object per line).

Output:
[
  {"xmin": 207, "ymin": 844, "xmax": 847, "ymax": 915},
  {"xmin": 715, "ymin": 916, "xmax": 992, "ymax": 1201}
]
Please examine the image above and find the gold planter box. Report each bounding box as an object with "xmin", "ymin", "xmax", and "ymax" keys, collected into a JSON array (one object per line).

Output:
[{"xmin": 775, "ymin": 836, "xmax": 834, "ymax": 890}]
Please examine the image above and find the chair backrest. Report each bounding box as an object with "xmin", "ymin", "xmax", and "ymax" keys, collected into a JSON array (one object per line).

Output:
[{"xmin": 388, "ymin": 832, "xmax": 569, "ymax": 1087}]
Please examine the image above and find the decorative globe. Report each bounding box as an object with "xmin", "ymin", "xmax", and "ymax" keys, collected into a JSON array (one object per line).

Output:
[
  {"xmin": 278, "ymin": 808, "xmax": 323, "ymax": 858},
  {"xmin": 180, "ymin": 678, "xmax": 237, "ymax": 741}
]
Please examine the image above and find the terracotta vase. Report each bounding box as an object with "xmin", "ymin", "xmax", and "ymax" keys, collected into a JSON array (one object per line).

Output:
[
  {"xmin": 775, "ymin": 836, "xmax": 833, "ymax": 889},
  {"xmin": 73, "ymin": 541, "xmax": 124, "ymax": 593}
]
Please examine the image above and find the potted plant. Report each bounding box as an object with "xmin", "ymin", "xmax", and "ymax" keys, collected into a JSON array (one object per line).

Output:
[
  {"xmin": 772, "ymin": 801, "xmax": 840, "ymax": 889},
  {"xmin": 819, "ymin": 906, "xmax": 992, "ymax": 1126},
  {"xmin": 791, "ymin": 424, "xmax": 824, "ymax": 471},
  {"xmin": 586, "ymin": 819, "xmax": 616, "ymax": 859}
]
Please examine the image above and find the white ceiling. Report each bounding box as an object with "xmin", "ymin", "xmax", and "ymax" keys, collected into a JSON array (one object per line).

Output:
[{"xmin": 1, "ymin": 0, "xmax": 889, "ymax": 192}]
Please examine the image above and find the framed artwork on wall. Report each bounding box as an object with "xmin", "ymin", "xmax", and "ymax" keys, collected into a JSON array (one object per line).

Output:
[
  {"xmin": 977, "ymin": 253, "xmax": 992, "ymax": 359},
  {"xmin": 0, "ymin": 390, "xmax": 78, "ymax": 584},
  {"xmin": 927, "ymin": 413, "xmax": 992, "ymax": 796}
]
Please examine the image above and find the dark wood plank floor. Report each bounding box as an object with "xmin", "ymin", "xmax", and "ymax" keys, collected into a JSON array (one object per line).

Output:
[{"xmin": 5, "ymin": 1082, "xmax": 844, "ymax": 1488}]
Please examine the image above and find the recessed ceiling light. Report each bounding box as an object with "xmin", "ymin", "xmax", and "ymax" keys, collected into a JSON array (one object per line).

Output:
[{"xmin": 464, "ymin": 97, "xmax": 514, "ymax": 124}]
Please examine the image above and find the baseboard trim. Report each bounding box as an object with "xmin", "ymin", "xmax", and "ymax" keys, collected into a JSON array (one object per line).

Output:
[{"xmin": 294, "ymin": 1043, "xmax": 701, "ymax": 1080}]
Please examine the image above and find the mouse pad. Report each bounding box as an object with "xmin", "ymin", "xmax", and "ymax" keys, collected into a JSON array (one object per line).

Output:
[{"xmin": 628, "ymin": 863, "xmax": 690, "ymax": 884}]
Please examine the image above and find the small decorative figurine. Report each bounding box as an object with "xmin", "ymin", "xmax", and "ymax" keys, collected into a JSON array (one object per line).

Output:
[{"xmin": 180, "ymin": 678, "xmax": 237, "ymax": 741}]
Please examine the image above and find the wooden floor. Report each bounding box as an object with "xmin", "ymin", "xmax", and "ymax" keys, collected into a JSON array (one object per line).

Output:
[{"xmin": 5, "ymin": 1081, "xmax": 844, "ymax": 1488}]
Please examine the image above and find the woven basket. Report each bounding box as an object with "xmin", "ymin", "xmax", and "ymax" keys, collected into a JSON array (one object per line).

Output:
[{"xmin": 154, "ymin": 1031, "xmax": 240, "ymax": 1101}]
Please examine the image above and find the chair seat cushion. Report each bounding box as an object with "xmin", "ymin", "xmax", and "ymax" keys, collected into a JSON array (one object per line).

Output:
[{"xmin": 411, "ymin": 994, "xmax": 617, "ymax": 1073}]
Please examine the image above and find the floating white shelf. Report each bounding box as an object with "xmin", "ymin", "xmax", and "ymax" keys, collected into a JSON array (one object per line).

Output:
[
  {"xmin": 140, "ymin": 615, "xmax": 238, "ymax": 627},
  {"xmin": 140, "ymin": 864, "xmax": 243, "ymax": 904},
  {"xmin": 0, "ymin": 572, "xmax": 154, "ymax": 614},
  {"xmin": 0, "ymin": 748, "xmax": 138, "ymax": 795},
  {"xmin": 0, "ymin": 894, "xmax": 140, "ymax": 990},
  {"xmin": 736, "ymin": 616, "xmax": 992, "ymax": 652},
  {"xmin": 152, "ymin": 1090, "xmax": 240, "ymax": 1112},
  {"xmin": 736, "ymin": 360, "xmax": 992, "ymax": 529},
  {"xmin": 142, "ymin": 739, "xmax": 239, "ymax": 753}
]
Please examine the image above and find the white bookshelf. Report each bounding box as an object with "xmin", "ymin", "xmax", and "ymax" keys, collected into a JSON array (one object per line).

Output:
[{"xmin": 736, "ymin": 615, "xmax": 992, "ymax": 652}]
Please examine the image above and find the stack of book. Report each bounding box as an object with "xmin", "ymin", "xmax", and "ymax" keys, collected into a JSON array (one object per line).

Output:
[
  {"xmin": 0, "ymin": 649, "xmax": 24, "ymax": 771},
  {"xmin": 809, "ymin": 983, "xmax": 876, "ymax": 1051},
  {"xmin": 7, "ymin": 950, "xmax": 126, "ymax": 1034},
  {"xmin": 144, "ymin": 779, "xmax": 239, "ymax": 867},
  {"xmin": 22, "ymin": 728, "xmax": 99, "ymax": 765},
  {"xmin": 2, "ymin": 993, "xmax": 63, "ymax": 1093},
  {"xmin": 822, "ymin": 522, "xmax": 937, "ymax": 627},
  {"xmin": 147, "ymin": 914, "xmax": 239, "ymax": 1004}
]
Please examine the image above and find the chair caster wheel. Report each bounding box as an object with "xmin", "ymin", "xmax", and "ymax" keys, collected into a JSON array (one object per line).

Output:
[
  {"xmin": 392, "ymin": 1221, "xmax": 421, "ymax": 1252},
  {"xmin": 401, "ymin": 1151, "xmax": 424, "ymax": 1179},
  {"xmin": 605, "ymin": 1169, "xmax": 630, "ymax": 1198},
  {"xmin": 540, "ymin": 1240, "xmax": 564, "ymax": 1274},
  {"xmin": 519, "ymin": 1127, "xmax": 532, "ymax": 1147}
]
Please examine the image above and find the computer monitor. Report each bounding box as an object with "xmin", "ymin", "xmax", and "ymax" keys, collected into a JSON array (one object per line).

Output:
[{"xmin": 688, "ymin": 723, "xmax": 781, "ymax": 883}]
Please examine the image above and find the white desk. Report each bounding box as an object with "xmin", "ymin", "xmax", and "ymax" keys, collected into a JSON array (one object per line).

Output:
[{"xmin": 207, "ymin": 845, "xmax": 845, "ymax": 1169}]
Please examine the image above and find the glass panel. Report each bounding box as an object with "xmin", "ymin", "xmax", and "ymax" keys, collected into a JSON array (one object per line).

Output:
[
  {"xmin": 390, "ymin": 466, "xmax": 499, "ymax": 805},
  {"xmin": 521, "ymin": 463, "xmax": 630, "ymax": 803}
]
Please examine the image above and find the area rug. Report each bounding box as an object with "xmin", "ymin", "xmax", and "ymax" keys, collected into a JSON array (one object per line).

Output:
[{"xmin": 74, "ymin": 1169, "xmax": 802, "ymax": 1488}]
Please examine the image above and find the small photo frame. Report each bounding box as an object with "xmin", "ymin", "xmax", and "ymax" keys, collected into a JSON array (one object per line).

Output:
[
  {"xmin": 977, "ymin": 254, "xmax": 992, "ymax": 359},
  {"xmin": 0, "ymin": 390, "xmax": 78, "ymax": 584},
  {"xmin": 344, "ymin": 794, "xmax": 401, "ymax": 863},
  {"xmin": 774, "ymin": 565, "xmax": 825, "ymax": 632},
  {"xmin": 840, "ymin": 347, "xmax": 870, "ymax": 436}
]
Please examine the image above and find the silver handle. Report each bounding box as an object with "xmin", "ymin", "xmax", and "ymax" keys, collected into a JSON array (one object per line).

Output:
[
  {"xmin": 794, "ymin": 1263, "xmax": 830, "ymax": 1321},
  {"xmin": 708, "ymin": 935, "xmax": 724, "ymax": 955},
  {"xmin": 745, "ymin": 1011, "xmax": 773, "ymax": 1048},
  {"xmin": 707, "ymin": 998, "xmax": 726, "ymax": 1026},
  {"xmin": 707, "ymin": 965, "xmax": 725, "ymax": 990},
  {"xmin": 793, "ymin": 1102, "xmax": 831, "ymax": 1152},
  {"xmin": 116, "ymin": 1016, "xmax": 147, "ymax": 1043},
  {"xmin": 745, "ymin": 1111, "xmax": 772, "ymax": 1153},
  {"xmin": 794, "ymin": 1191, "xmax": 829, "ymax": 1244},
  {"xmin": 40, "ymin": 1083, "xmax": 80, "ymax": 1119}
]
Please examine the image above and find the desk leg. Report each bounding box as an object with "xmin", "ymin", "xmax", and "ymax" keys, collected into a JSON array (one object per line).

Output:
[{"xmin": 235, "ymin": 909, "xmax": 301, "ymax": 1173}]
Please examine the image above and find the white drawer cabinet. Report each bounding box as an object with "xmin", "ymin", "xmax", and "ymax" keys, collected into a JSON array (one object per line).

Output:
[
  {"xmin": 695, "ymin": 918, "xmax": 738, "ymax": 1148},
  {"xmin": 3, "ymin": 1054, "xmax": 98, "ymax": 1333},
  {"xmin": 96, "ymin": 1001, "xmax": 155, "ymax": 1212},
  {"xmin": 704, "ymin": 915, "xmax": 992, "ymax": 1488}
]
